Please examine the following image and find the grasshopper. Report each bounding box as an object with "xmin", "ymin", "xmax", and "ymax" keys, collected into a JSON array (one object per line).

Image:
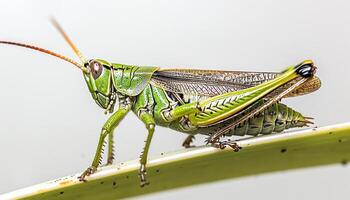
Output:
[{"xmin": 0, "ymin": 20, "xmax": 321, "ymax": 187}]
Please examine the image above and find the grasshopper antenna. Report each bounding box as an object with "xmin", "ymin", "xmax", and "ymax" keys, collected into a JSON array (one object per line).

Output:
[
  {"xmin": 50, "ymin": 17, "xmax": 88, "ymax": 66},
  {"xmin": 0, "ymin": 18, "xmax": 90, "ymax": 73},
  {"xmin": 0, "ymin": 40, "xmax": 89, "ymax": 73}
]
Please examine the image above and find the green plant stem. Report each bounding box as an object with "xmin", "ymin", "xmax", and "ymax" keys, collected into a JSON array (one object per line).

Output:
[{"xmin": 1, "ymin": 122, "xmax": 350, "ymax": 200}]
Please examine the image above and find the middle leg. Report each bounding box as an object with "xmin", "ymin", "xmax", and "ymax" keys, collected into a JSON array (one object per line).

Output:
[
  {"xmin": 138, "ymin": 111, "xmax": 156, "ymax": 187},
  {"xmin": 182, "ymin": 135, "xmax": 196, "ymax": 148}
]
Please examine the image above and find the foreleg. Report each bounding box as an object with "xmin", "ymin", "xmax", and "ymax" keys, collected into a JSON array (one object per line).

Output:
[{"xmin": 78, "ymin": 105, "xmax": 130, "ymax": 181}]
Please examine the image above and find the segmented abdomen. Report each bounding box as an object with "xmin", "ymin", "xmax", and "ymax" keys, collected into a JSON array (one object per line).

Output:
[{"xmin": 197, "ymin": 102, "xmax": 311, "ymax": 137}]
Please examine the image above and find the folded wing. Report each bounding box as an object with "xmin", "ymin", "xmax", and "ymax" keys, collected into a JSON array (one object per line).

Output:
[{"xmin": 151, "ymin": 68, "xmax": 320, "ymax": 97}]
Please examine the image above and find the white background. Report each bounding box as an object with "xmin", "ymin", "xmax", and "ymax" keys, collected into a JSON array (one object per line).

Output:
[{"xmin": 0, "ymin": 0, "xmax": 350, "ymax": 199}]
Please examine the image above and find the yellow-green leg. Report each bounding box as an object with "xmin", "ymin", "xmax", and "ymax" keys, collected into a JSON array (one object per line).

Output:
[
  {"xmin": 168, "ymin": 61, "xmax": 315, "ymax": 148},
  {"xmin": 78, "ymin": 106, "xmax": 130, "ymax": 181},
  {"xmin": 188, "ymin": 65, "xmax": 306, "ymax": 126},
  {"xmin": 204, "ymin": 61, "xmax": 316, "ymax": 143},
  {"xmin": 138, "ymin": 112, "xmax": 156, "ymax": 187},
  {"xmin": 166, "ymin": 61, "xmax": 314, "ymax": 128}
]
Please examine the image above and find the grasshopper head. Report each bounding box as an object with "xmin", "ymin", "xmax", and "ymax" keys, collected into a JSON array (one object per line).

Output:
[
  {"xmin": 83, "ymin": 59, "xmax": 116, "ymax": 110},
  {"xmin": 48, "ymin": 19, "xmax": 117, "ymax": 112}
]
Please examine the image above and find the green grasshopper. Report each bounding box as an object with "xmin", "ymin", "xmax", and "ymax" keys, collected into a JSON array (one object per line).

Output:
[{"xmin": 0, "ymin": 20, "xmax": 321, "ymax": 187}]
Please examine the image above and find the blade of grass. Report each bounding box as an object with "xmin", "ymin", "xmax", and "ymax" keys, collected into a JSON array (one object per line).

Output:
[{"xmin": 2, "ymin": 122, "xmax": 350, "ymax": 200}]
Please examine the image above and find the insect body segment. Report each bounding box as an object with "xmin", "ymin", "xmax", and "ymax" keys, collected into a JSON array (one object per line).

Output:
[
  {"xmin": 112, "ymin": 63, "xmax": 159, "ymax": 96},
  {"xmin": 198, "ymin": 101, "xmax": 311, "ymax": 137},
  {"xmin": 0, "ymin": 20, "xmax": 320, "ymax": 187},
  {"xmin": 84, "ymin": 60, "xmax": 114, "ymax": 110}
]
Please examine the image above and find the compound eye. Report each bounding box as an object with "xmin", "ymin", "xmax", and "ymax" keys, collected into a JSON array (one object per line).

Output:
[{"xmin": 89, "ymin": 61, "xmax": 103, "ymax": 79}]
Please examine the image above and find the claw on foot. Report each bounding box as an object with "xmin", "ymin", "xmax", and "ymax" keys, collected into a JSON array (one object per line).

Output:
[
  {"xmin": 139, "ymin": 164, "xmax": 150, "ymax": 187},
  {"xmin": 183, "ymin": 143, "xmax": 196, "ymax": 149},
  {"xmin": 78, "ymin": 166, "xmax": 97, "ymax": 182},
  {"xmin": 107, "ymin": 159, "xmax": 113, "ymax": 165},
  {"xmin": 212, "ymin": 141, "xmax": 242, "ymax": 152},
  {"xmin": 228, "ymin": 142, "xmax": 242, "ymax": 152},
  {"xmin": 140, "ymin": 180, "xmax": 150, "ymax": 187}
]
